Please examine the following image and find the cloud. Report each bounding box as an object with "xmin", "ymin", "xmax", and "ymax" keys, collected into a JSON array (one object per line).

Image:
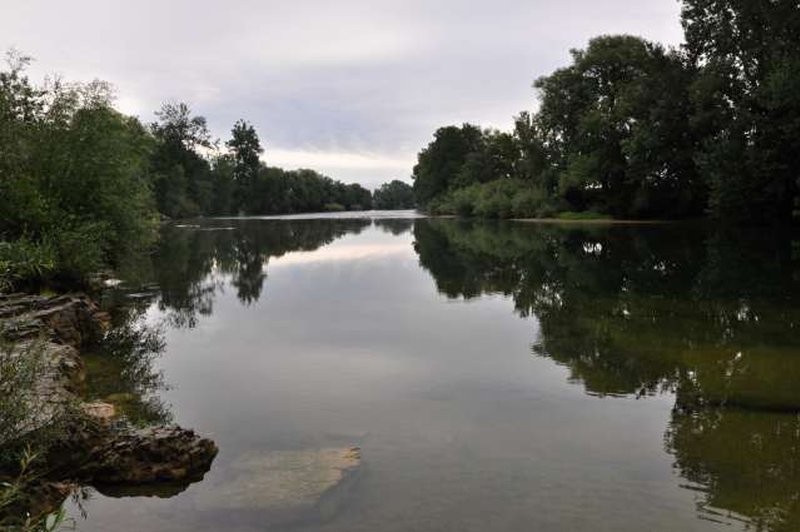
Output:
[
  {"xmin": 266, "ymin": 147, "xmax": 414, "ymax": 189},
  {"xmin": 1, "ymin": 0, "xmax": 685, "ymax": 186}
]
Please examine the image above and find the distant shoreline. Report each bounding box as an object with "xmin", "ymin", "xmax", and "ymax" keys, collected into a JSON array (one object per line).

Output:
[{"xmin": 510, "ymin": 217, "xmax": 674, "ymax": 225}]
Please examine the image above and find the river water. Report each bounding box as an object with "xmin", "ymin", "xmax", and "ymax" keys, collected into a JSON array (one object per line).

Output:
[{"xmin": 69, "ymin": 212, "xmax": 800, "ymax": 531}]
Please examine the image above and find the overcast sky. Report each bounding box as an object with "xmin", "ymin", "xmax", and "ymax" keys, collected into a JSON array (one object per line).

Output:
[{"xmin": 1, "ymin": 0, "xmax": 684, "ymax": 189}]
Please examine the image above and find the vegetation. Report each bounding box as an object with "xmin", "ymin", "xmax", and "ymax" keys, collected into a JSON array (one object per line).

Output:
[
  {"xmin": 0, "ymin": 339, "xmax": 72, "ymax": 530},
  {"xmin": 0, "ymin": 51, "xmax": 158, "ymax": 290},
  {"xmin": 0, "ymin": 53, "xmax": 375, "ymax": 291},
  {"xmin": 372, "ymin": 180, "xmax": 416, "ymax": 210},
  {"xmin": 413, "ymin": 2, "xmax": 800, "ymax": 224}
]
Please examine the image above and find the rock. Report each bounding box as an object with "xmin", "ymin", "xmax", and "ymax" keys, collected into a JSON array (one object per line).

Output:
[
  {"xmin": 0, "ymin": 291, "xmax": 218, "ymax": 523},
  {"xmin": 2, "ymin": 340, "xmax": 84, "ymax": 442},
  {"xmin": 0, "ymin": 293, "xmax": 110, "ymax": 347},
  {"xmin": 199, "ymin": 447, "xmax": 361, "ymax": 520},
  {"xmin": 82, "ymin": 402, "xmax": 117, "ymax": 422},
  {"xmin": 84, "ymin": 426, "xmax": 218, "ymax": 486}
]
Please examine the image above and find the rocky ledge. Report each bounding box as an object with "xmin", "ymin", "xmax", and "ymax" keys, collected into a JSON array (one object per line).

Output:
[{"xmin": 0, "ymin": 292, "xmax": 218, "ymax": 520}]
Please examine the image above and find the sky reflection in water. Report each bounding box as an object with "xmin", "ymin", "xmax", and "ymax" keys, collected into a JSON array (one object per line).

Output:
[{"xmin": 73, "ymin": 216, "xmax": 800, "ymax": 532}]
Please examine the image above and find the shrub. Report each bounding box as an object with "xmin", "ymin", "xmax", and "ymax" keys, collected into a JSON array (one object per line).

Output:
[
  {"xmin": 0, "ymin": 339, "xmax": 76, "ymax": 530},
  {"xmin": 0, "ymin": 241, "xmax": 56, "ymax": 292},
  {"xmin": 323, "ymin": 203, "xmax": 345, "ymax": 212}
]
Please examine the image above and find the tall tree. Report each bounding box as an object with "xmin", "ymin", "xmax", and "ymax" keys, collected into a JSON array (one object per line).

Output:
[
  {"xmin": 412, "ymin": 124, "xmax": 484, "ymax": 205},
  {"xmin": 150, "ymin": 102, "xmax": 213, "ymax": 218},
  {"xmin": 535, "ymin": 35, "xmax": 701, "ymax": 217},
  {"xmin": 682, "ymin": 0, "xmax": 800, "ymax": 223},
  {"xmin": 226, "ymin": 119, "xmax": 263, "ymax": 214}
]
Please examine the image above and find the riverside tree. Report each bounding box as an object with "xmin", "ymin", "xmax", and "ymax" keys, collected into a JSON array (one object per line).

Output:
[{"xmin": 412, "ymin": 1, "xmax": 800, "ymax": 224}]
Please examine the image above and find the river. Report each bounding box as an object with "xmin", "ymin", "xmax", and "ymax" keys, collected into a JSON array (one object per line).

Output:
[{"xmin": 69, "ymin": 212, "xmax": 800, "ymax": 531}]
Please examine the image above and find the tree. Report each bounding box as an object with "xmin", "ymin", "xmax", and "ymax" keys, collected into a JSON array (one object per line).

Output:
[
  {"xmin": 209, "ymin": 154, "xmax": 236, "ymax": 215},
  {"xmin": 150, "ymin": 102, "xmax": 214, "ymax": 218},
  {"xmin": 373, "ymin": 180, "xmax": 416, "ymax": 209},
  {"xmin": 412, "ymin": 124, "xmax": 484, "ymax": 205},
  {"xmin": 226, "ymin": 119, "xmax": 263, "ymax": 214},
  {"xmin": 535, "ymin": 35, "xmax": 701, "ymax": 218},
  {"xmin": 0, "ymin": 54, "xmax": 158, "ymax": 287},
  {"xmin": 681, "ymin": 0, "xmax": 800, "ymax": 223}
]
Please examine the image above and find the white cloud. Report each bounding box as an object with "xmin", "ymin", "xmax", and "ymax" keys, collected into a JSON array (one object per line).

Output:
[
  {"xmin": 266, "ymin": 147, "xmax": 411, "ymax": 171},
  {"xmin": 264, "ymin": 147, "xmax": 415, "ymax": 189},
  {"xmin": 0, "ymin": 0, "xmax": 685, "ymax": 187}
]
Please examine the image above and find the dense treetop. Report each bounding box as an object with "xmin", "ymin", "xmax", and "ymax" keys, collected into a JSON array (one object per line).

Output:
[
  {"xmin": 373, "ymin": 180, "xmax": 416, "ymax": 210},
  {"xmin": 413, "ymin": 1, "xmax": 800, "ymax": 224}
]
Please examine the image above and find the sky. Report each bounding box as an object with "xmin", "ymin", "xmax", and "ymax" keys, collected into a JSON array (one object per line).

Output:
[{"xmin": 1, "ymin": 0, "xmax": 684, "ymax": 189}]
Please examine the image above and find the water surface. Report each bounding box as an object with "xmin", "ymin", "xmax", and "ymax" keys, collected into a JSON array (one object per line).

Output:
[{"xmin": 71, "ymin": 213, "xmax": 800, "ymax": 531}]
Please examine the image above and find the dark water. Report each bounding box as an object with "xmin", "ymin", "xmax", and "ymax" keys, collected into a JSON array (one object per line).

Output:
[{"xmin": 70, "ymin": 213, "xmax": 800, "ymax": 532}]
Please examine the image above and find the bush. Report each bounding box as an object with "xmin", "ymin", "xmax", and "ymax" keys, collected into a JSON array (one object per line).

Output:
[
  {"xmin": 0, "ymin": 338, "xmax": 77, "ymax": 529},
  {"xmin": 50, "ymin": 222, "xmax": 110, "ymax": 284},
  {"xmin": 0, "ymin": 58, "xmax": 158, "ymax": 291},
  {"xmin": 323, "ymin": 203, "xmax": 345, "ymax": 212},
  {"xmin": 0, "ymin": 241, "xmax": 56, "ymax": 292},
  {"xmin": 424, "ymin": 180, "xmax": 556, "ymax": 220}
]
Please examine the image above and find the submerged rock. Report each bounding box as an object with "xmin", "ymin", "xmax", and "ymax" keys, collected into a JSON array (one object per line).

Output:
[
  {"xmin": 199, "ymin": 447, "xmax": 361, "ymax": 523},
  {"xmin": 81, "ymin": 401, "xmax": 117, "ymax": 422}
]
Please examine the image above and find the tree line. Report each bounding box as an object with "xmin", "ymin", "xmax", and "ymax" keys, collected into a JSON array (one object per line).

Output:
[
  {"xmin": 149, "ymin": 107, "xmax": 375, "ymax": 218},
  {"xmin": 412, "ymin": 0, "xmax": 800, "ymax": 224},
  {"xmin": 0, "ymin": 53, "xmax": 414, "ymax": 290}
]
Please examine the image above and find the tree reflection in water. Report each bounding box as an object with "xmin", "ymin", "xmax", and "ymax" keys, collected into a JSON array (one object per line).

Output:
[
  {"xmin": 414, "ymin": 219, "xmax": 800, "ymax": 531},
  {"xmin": 90, "ymin": 218, "xmax": 376, "ymax": 431},
  {"xmin": 147, "ymin": 219, "xmax": 372, "ymax": 327}
]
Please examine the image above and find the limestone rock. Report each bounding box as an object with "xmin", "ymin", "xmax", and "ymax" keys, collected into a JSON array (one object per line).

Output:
[
  {"xmin": 85, "ymin": 426, "xmax": 218, "ymax": 486},
  {"xmin": 0, "ymin": 292, "xmax": 110, "ymax": 347},
  {"xmin": 82, "ymin": 402, "xmax": 117, "ymax": 422},
  {"xmin": 0, "ymin": 291, "xmax": 219, "ymax": 523},
  {"xmin": 199, "ymin": 447, "xmax": 361, "ymax": 521}
]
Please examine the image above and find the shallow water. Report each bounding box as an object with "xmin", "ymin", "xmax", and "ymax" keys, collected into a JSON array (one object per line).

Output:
[{"xmin": 70, "ymin": 213, "xmax": 800, "ymax": 531}]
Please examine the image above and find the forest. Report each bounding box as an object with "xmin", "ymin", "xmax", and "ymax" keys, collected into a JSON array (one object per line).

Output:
[
  {"xmin": 412, "ymin": 1, "xmax": 800, "ymax": 224},
  {"xmin": 0, "ymin": 55, "xmax": 389, "ymax": 290},
  {"xmin": 3, "ymin": 0, "xmax": 799, "ymax": 291}
]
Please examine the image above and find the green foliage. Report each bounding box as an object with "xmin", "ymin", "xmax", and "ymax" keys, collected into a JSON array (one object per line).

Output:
[
  {"xmin": 0, "ymin": 54, "xmax": 158, "ymax": 290},
  {"xmin": 0, "ymin": 52, "xmax": 375, "ymax": 290},
  {"xmin": 251, "ymin": 167, "xmax": 372, "ymax": 214},
  {"xmin": 227, "ymin": 119, "xmax": 263, "ymax": 214},
  {"xmin": 373, "ymin": 180, "xmax": 415, "ymax": 210},
  {"xmin": 150, "ymin": 102, "xmax": 213, "ymax": 219},
  {"xmin": 413, "ymin": 3, "xmax": 800, "ymax": 225},
  {"xmin": 323, "ymin": 203, "xmax": 346, "ymax": 212},
  {"xmin": 682, "ymin": 0, "xmax": 800, "ymax": 224},
  {"xmin": 412, "ymin": 124, "xmax": 485, "ymax": 205},
  {"xmin": 0, "ymin": 241, "xmax": 55, "ymax": 292},
  {"xmin": 0, "ymin": 340, "xmax": 49, "ymax": 451},
  {"xmin": 0, "ymin": 447, "xmax": 71, "ymax": 531},
  {"xmin": 429, "ymin": 180, "xmax": 561, "ymax": 219}
]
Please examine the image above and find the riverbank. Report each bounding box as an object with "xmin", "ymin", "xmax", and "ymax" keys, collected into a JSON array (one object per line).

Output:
[{"xmin": 0, "ymin": 292, "xmax": 218, "ymax": 526}]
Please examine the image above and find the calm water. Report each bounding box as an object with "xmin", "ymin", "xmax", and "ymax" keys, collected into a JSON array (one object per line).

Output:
[{"xmin": 70, "ymin": 213, "xmax": 800, "ymax": 531}]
